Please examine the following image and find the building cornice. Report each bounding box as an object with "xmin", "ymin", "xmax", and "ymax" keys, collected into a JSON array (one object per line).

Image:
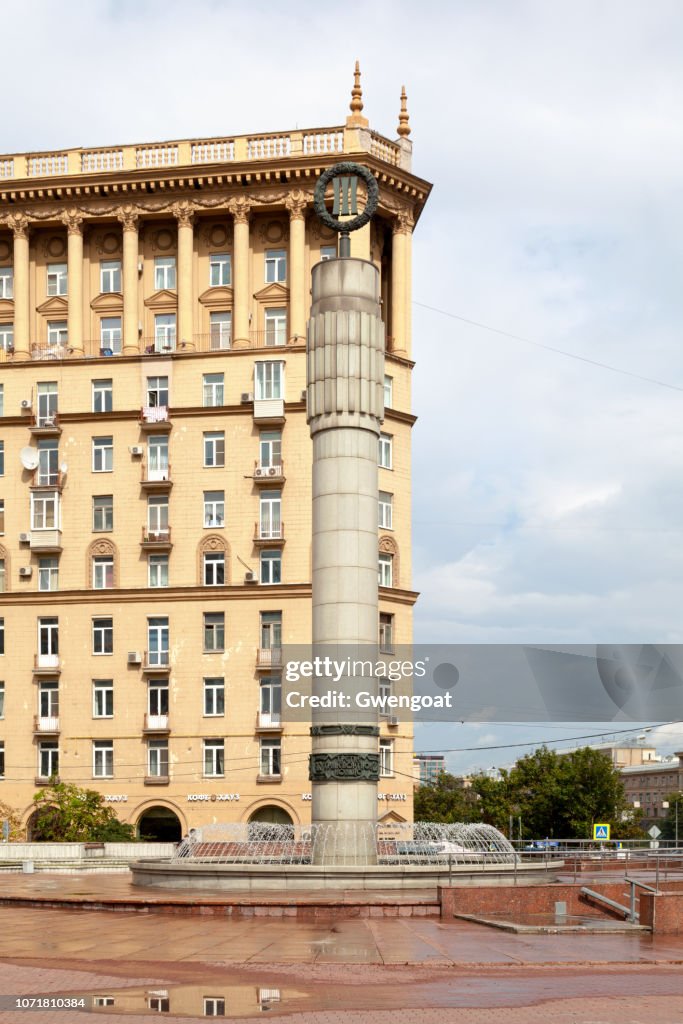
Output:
[{"xmin": 0, "ymin": 582, "xmax": 313, "ymax": 605}]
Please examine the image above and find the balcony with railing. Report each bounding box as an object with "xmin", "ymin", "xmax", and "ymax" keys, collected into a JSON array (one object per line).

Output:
[
  {"xmin": 142, "ymin": 651, "xmax": 170, "ymax": 673},
  {"xmin": 30, "ymin": 412, "xmax": 61, "ymax": 436},
  {"xmin": 141, "ymin": 463, "xmax": 173, "ymax": 491},
  {"xmin": 30, "ymin": 472, "xmax": 65, "ymax": 492},
  {"xmin": 29, "ymin": 530, "xmax": 63, "ymax": 553},
  {"xmin": 256, "ymin": 711, "xmax": 282, "ymax": 732},
  {"xmin": 140, "ymin": 527, "xmax": 172, "ymax": 549},
  {"xmin": 34, "ymin": 715, "xmax": 60, "ymax": 735},
  {"xmin": 0, "ymin": 123, "xmax": 409, "ymax": 184},
  {"xmin": 253, "ymin": 461, "xmax": 285, "ymax": 484},
  {"xmin": 139, "ymin": 406, "xmax": 172, "ymax": 432},
  {"xmin": 254, "ymin": 521, "xmax": 285, "ymax": 545},
  {"xmin": 143, "ymin": 714, "xmax": 170, "ymax": 734},
  {"xmin": 33, "ymin": 654, "xmax": 60, "ymax": 674},
  {"xmin": 256, "ymin": 647, "xmax": 283, "ymax": 670}
]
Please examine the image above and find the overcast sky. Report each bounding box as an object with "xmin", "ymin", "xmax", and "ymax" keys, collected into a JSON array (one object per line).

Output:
[{"xmin": 4, "ymin": 0, "xmax": 683, "ymax": 773}]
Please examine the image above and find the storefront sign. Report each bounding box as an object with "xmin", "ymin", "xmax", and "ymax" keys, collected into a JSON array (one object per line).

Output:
[{"xmin": 186, "ymin": 794, "xmax": 240, "ymax": 802}]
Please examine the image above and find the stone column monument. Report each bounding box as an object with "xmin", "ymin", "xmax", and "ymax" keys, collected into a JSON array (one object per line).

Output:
[{"xmin": 307, "ymin": 164, "xmax": 385, "ymax": 864}]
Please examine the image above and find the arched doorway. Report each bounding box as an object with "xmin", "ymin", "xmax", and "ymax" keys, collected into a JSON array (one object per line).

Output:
[
  {"xmin": 25, "ymin": 809, "xmax": 43, "ymax": 841},
  {"xmin": 248, "ymin": 805, "xmax": 294, "ymax": 826},
  {"xmin": 137, "ymin": 806, "xmax": 182, "ymax": 842}
]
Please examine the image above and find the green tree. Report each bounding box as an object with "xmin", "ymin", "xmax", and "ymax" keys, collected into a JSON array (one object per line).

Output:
[
  {"xmin": 0, "ymin": 798, "xmax": 26, "ymax": 841},
  {"xmin": 31, "ymin": 781, "xmax": 136, "ymax": 842},
  {"xmin": 660, "ymin": 792, "xmax": 683, "ymax": 843},
  {"xmin": 413, "ymin": 772, "xmax": 480, "ymax": 823}
]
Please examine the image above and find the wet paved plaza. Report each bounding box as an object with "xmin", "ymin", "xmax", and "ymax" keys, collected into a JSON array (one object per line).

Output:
[{"xmin": 0, "ymin": 873, "xmax": 681, "ymax": 1022}]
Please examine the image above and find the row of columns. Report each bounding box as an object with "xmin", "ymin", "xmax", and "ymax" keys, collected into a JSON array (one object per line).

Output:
[{"xmin": 3, "ymin": 199, "xmax": 413, "ymax": 360}]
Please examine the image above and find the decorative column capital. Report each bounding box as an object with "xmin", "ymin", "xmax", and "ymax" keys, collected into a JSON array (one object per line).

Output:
[
  {"xmin": 171, "ymin": 200, "xmax": 196, "ymax": 228},
  {"xmin": 116, "ymin": 205, "xmax": 139, "ymax": 232},
  {"xmin": 7, "ymin": 212, "xmax": 31, "ymax": 240},
  {"xmin": 61, "ymin": 208, "xmax": 84, "ymax": 235},
  {"xmin": 285, "ymin": 189, "xmax": 308, "ymax": 221},
  {"xmin": 228, "ymin": 196, "xmax": 252, "ymax": 225},
  {"xmin": 393, "ymin": 208, "xmax": 415, "ymax": 235}
]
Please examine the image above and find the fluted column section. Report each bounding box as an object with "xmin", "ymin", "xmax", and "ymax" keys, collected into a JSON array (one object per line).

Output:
[
  {"xmin": 229, "ymin": 198, "xmax": 251, "ymax": 349},
  {"xmin": 174, "ymin": 201, "xmax": 195, "ymax": 349},
  {"xmin": 63, "ymin": 210, "xmax": 84, "ymax": 356},
  {"xmin": 117, "ymin": 207, "xmax": 140, "ymax": 354},
  {"xmin": 285, "ymin": 190, "xmax": 307, "ymax": 342},
  {"xmin": 9, "ymin": 214, "xmax": 30, "ymax": 360},
  {"xmin": 390, "ymin": 211, "xmax": 412, "ymax": 356}
]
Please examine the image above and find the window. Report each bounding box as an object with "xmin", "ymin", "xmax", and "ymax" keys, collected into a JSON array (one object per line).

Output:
[
  {"xmin": 147, "ymin": 496, "xmax": 169, "ymax": 535},
  {"xmin": 320, "ymin": 245, "xmax": 336, "ymax": 261},
  {"xmin": 154, "ymin": 256, "xmax": 176, "ymax": 290},
  {"xmin": 0, "ymin": 384, "xmax": 3, "ymax": 416},
  {"xmin": 92, "ymin": 379, "xmax": 113, "ymax": 413},
  {"xmin": 93, "ymin": 556, "xmax": 114, "ymax": 590},
  {"xmin": 0, "ymin": 500, "xmax": 3, "ymax": 534},
  {"xmin": 203, "ymin": 373, "xmax": 224, "ymax": 407},
  {"xmin": 264, "ymin": 249, "xmax": 286, "ymax": 283},
  {"xmin": 379, "ymin": 491, "xmax": 393, "ymax": 530},
  {"xmin": 380, "ymin": 739, "xmax": 394, "ymax": 777},
  {"xmin": 47, "ymin": 320, "xmax": 68, "ymax": 347},
  {"xmin": 0, "ymin": 441, "xmax": 3, "ymax": 475},
  {"xmin": 0, "ymin": 325, "xmax": 12, "ymax": 352},
  {"xmin": 379, "ymin": 676, "xmax": 392, "ymax": 710},
  {"xmin": 204, "ymin": 432, "xmax": 225, "ymax": 468},
  {"xmin": 93, "ymin": 740, "xmax": 113, "ymax": 778},
  {"xmin": 149, "ymin": 554, "xmax": 169, "ymax": 588},
  {"xmin": 93, "ymin": 998, "xmax": 115, "ymax": 1008},
  {"xmin": 100, "ymin": 260, "xmax": 121, "ymax": 293},
  {"xmin": 92, "ymin": 617, "xmax": 113, "ymax": 655},
  {"xmin": 260, "ymin": 677, "xmax": 281, "ymax": 727},
  {"xmin": 93, "ymin": 495, "xmax": 113, "ymax": 532},
  {"xmin": 259, "ymin": 491, "xmax": 281, "ymax": 540},
  {"xmin": 37, "ymin": 439, "xmax": 58, "ymax": 485},
  {"xmin": 203, "ymin": 491, "xmax": 225, "ymax": 528},
  {"xmin": 379, "ymin": 433, "xmax": 393, "ymax": 469},
  {"xmin": 264, "ymin": 308, "xmax": 286, "ymax": 346},
  {"xmin": 255, "ymin": 361, "xmax": 283, "ymax": 400},
  {"xmin": 154, "ymin": 313, "xmax": 176, "ymax": 351},
  {"xmin": 0, "ymin": 681, "xmax": 4, "ymax": 718},
  {"xmin": 93, "ymin": 436, "xmax": 113, "ymax": 473},
  {"xmin": 147, "ymin": 995, "xmax": 170, "ymax": 1013},
  {"xmin": 209, "ymin": 311, "xmax": 231, "ymax": 350},
  {"xmin": 204, "ymin": 739, "xmax": 224, "ymax": 777},
  {"xmin": 0, "ymin": 741, "xmax": 4, "ymax": 777},
  {"xmin": 0, "ymin": 618, "xmax": 4, "ymax": 655},
  {"xmin": 147, "ymin": 376, "xmax": 169, "ymax": 408},
  {"xmin": 379, "ymin": 613, "xmax": 394, "ymax": 653},
  {"xmin": 47, "ymin": 263, "xmax": 67, "ymax": 296},
  {"xmin": 378, "ymin": 553, "xmax": 393, "ymax": 587},
  {"xmin": 210, "ymin": 252, "xmax": 231, "ymax": 287},
  {"xmin": 147, "ymin": 436, "xmax": 169, "ymax": 480},
  {"xmin": 259, "ymin": 431, "xmax": 281, "ymax": 470},
  {"xmin": 147, "ymin": 617, "xmax": 169, "ymax": 666},
  {"xmin": 383, "ymin": 375, "xmax": 393, "ymax": 408},
  {"xmin": 260, "ymin": 611, "xmax": 282, "ymax": 651},
  {"xmin": 204, "ymin": 677, "xmax": 225, "ymax": 717},
  {"xmin": 36, "ymin": 382, "xmax": 58, "ymax": 425},
  {"xmin": 31, "ymin": 492, "xmax": 59, "ymax": 530},
  {"xmin": 38, "ymin": 741, "xmax": 59, "ymax": 779},
  {"xmin": 203, "ymin": 612, "xmax": 224, "ymax": 652},
  {"xmin": 38, "ymin": 558, "xmax": 58, "ymax": 592},
  {"xmin": 204, "ymin": 551, "xmax": 225, "ymax": 586},
  {"xmin": 260, "ymin": 549, "xmax": 281, "ymax": 585},
  {"xmin": 0, "ymin": 267, "xmax": 13, "ymax": 298},
  {"xmin": 204, "ymin": 997, "xmax": 226, "ymax": 1017},
  {"xmin": 100, "ymin": 317, "xmax": 122, "ymax": 354},
  {"xmin": 0, "ymin": 559, "xmax": 5, "ymax": 594},
  {"xmin": 148, "ymin": 740, "xmax": 169, "ymax": 778},
  {"xmin": 260, "ymin": 738, "xmax": 281, "ymax": 777},
  {"xmin": 93, "ymin": 679, "xmax": 113, "ymax": 718},
  {"xmin": 148, "ymin": 680, "xmax": 169, "ymax": 716}
]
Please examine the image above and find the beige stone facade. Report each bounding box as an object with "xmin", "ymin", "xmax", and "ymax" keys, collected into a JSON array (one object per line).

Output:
[{"xmin": 0, "ymin": 79, "xmax": 431, "ymax": 838}]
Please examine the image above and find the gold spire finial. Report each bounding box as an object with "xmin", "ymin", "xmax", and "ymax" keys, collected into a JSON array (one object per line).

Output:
[
  {"xmin": 346, "ymin": 60, "xmax": 369, "ymax": 128},
  {"xmin": 397, "ymin": 85, "xmax": 411, "ymax": 138}
]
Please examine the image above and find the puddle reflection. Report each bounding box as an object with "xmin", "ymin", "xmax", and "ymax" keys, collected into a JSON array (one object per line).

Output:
[{"xmin": 87, "ymin": 983, "xmax": 305, "ymax": 1017}]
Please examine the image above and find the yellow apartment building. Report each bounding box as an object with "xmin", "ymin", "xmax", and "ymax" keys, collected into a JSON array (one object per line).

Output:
[{"xmin": 0, "ymin": 70, "xmax": 431, "ymax": 839}]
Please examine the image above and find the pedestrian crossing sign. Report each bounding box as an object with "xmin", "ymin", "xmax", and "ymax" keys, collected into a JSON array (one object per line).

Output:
[{"xmin": 593, "ymin": 823, "xmax": 610, "ymax": 840}]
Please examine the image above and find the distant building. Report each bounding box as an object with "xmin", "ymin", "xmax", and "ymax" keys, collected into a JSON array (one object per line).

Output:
[
  {"xmin": 620, "ymin": 751, "xmax": 683, "ymax": 824},
  {"xmin": 413, "ymin": 753, "xmax": 446, "ymax": 787}
]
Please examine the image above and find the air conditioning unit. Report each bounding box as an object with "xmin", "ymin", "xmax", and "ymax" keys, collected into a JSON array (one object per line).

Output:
[
  {"xmin": 127, "ymin": 651, "xmax": 142, "ymax": 665},
  {"xmin": 388, "ymin": 715, "xmax": 399, "ymax": 727},
  {"xmin": 244, "ymin": 571, "xmax": 257, "ymax": 583},
  {"xmin": 254, "ymin": 467, "xmax": 266, "ymax": 478},
  {"xmin": 137, "ymin": 260, "xmax": 144, "ymax": 273},
  {"xmin": 241, "ymin": 392, "xmax": 254, "ymax": 404},
  {"xmin": 300, "ymin": 389, "xmax": 307, "ymax": 401},
  {"xmin": 19, "ymin": 566, "xmax": 32, "ymax": 578},
  {"xmin": 19, "ymin": 533, "xmax": 30, "ymax": 544},
  {"xmin": 129, "ymin": 445, "xmax": 144, "ymax": 456},
  {"xmin": 268, "ymin": 467, "xmax": 279, "ymax": 476},
  {"xmin": 21, "ymin": 399, "xmax": 32, "ymax": 410}
]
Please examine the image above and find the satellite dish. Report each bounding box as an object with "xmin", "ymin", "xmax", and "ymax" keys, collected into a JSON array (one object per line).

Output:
[
  {"xmin": 60, "ymin": 462, "xmax": 68, "ymax": 474},
  {"xmin": 20, "ymin": 446, "xmax": 39, "ymax": 471}
]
